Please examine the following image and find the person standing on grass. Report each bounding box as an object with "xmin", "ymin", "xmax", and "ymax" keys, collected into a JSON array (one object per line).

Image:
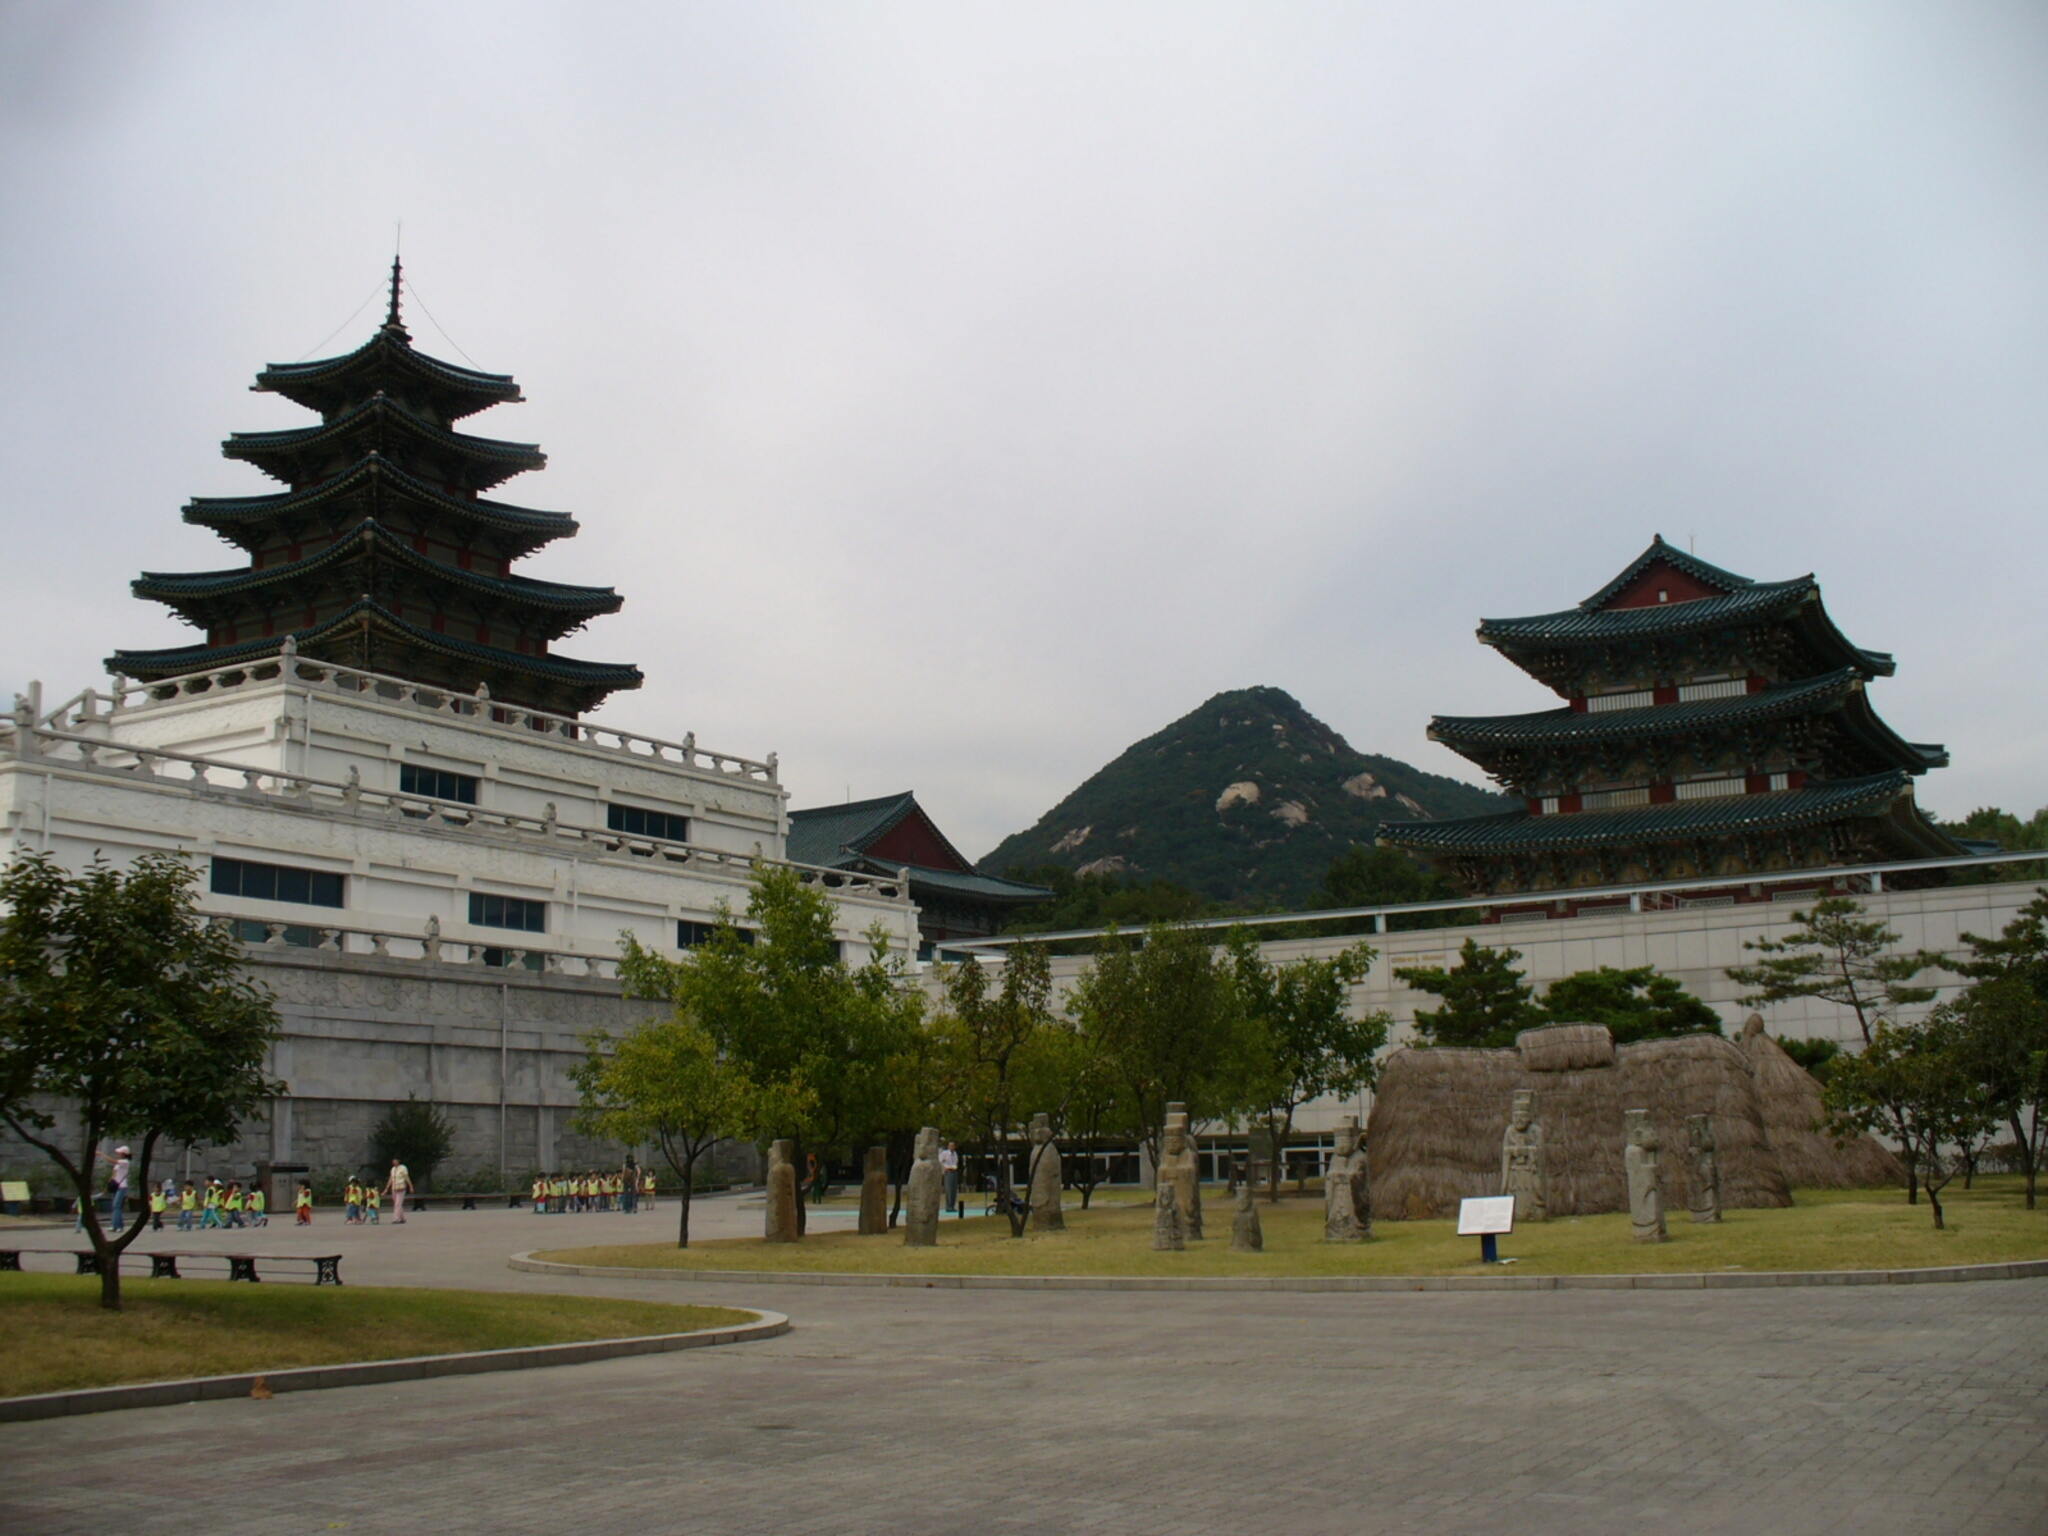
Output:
[
  {"xmin": 386, "ymin": 1158, "xmax": 411, "ymax": 1223},
  {"xmin": 940, "ymin": 1141, "xmax": 961, "ymax": 1214}
]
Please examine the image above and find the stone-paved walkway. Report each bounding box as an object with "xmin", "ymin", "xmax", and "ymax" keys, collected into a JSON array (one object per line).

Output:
[{"xmin": 4, "ymin": 1199, "xmax": 2045, "ymax": 1535}]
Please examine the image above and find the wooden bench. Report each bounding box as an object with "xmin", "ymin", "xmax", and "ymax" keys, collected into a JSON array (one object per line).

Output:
[{"xmin": 0, "ymin": 1247, "xmax": 343, "ymax": 1285}]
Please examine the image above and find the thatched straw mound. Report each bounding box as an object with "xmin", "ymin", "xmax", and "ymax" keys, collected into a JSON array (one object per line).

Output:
[
  {"xmin": 1737, "ymin": 1014, "xmax": 1903, "ymax": 1187},
  {"xmin": 1517, "ymin": 1023, "xmax": 1614, "ymax": 1072},
  {"xmin": 1368, "ymin": 1023, "xmax": 1796, "ymax": 1219}
]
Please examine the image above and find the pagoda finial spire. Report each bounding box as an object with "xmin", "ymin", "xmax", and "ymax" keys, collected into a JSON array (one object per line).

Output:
[{"xmin": 383, "ymin": 253, "xmax": 408, "ymax": 338}]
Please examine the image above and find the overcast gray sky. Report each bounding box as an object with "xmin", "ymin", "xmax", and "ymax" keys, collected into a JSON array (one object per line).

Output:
[{"xmin": 3, "ymin": 3, "xmax": 2043, "ymax": 861}]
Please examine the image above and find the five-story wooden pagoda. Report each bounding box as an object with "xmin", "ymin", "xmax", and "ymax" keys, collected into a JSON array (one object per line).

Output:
[
  {"xmin": 110, "ymin": 262, "xmax": 642, "ymax": 716},
  {"xmin": 1378, "ymin": 536, "xmax": 1963, "ymax": 899}
]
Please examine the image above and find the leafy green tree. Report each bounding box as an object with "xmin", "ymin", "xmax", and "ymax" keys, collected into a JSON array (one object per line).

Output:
[
  {"xmin": 931, "ymin": 944, "xmax": 1062, "ymax": 1235},
  {"xmin": 1728, "ymin": 897, "xmax": 1939, "ymax": 1199},
  {"xmin": 1228, "ymin": 933, "xmax": 1386, "ymax": 1200},
  {"xmin": 999, "ymin": 866, "xmax": 1217, "ymax": 935},
  {"xmin": 1537, "ymin": 966, "xmax": 1722, "ymax": 1044},
  {"xmin": 1823, "ymin": 1004, "xmax": 1995, "ymax": 1229},
  {"xmin": 1393, "ymin": 939, "xmax": 1544, "ymax": 1049},
  {"xmin": 0, "ymin": 852, "xmax": 282, "ymax": 1310},
  {"xmin": 1939, "ymin": 806, "xmax": 2048, "ymax": 883},
  {"xmin": 1949, "ymin": 891, "xmax": 2048, "ymax": 1208},
  {"xmin": 1040, "ymin": 1021, "xmax": 1127, "ymax": 1210},
  {"xmin": 369, "ymin": 1095, "xmax": 454, "ymax": 1191},
  {"xmin": 1318, "ymin": 846, "xmax": 1453, "ymax": 907},
  {"xmin": 1067, "ymin": 922, "xmax": 1260, "ymax": 1166},
  {"xmin": 1775, "ymin": 1035, "xmax": 1841, "ymax": 1081},
  {"xmin": 616, "ymin": 866, "xmax": 922, "ymax": 1236},
  {"xmin": 573, "ymin": 1015, "xmax": 798, "ymax": 1246}
]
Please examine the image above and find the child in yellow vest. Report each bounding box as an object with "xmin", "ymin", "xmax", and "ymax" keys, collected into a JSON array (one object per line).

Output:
[
  {"xmin": 200, "ymin": 1180, "xmax": 224, "ymax": 1229},
  {"xmin": 177, "ymin": 1182, "xmax": 198, "ymax": 1232},
  {"xmin": 294, "ymin": 1181, "xmax": 314, "ymax": 1225},
  {"xmin": 642, "ymin": 1170, "xmax": 656, "ymax": 1210},
  {"xmin": 531, "ymin": 1176, "xmax": 547, "ymax": 1214},
  {"xmin": 344, "ymin": 1178, "xmax": 362, "ymax": 1225},
  {"xmin": 249, "ymin": 1186, "xmax": 267, "ymax": 1227},
  {"xmin": 224, "ymin": 1182, "xmax": 246, "ymax": 1229},
  {"xmin": 365, "ymin": 1183, "xmax": 381, "ymax": 1224},
  {"xmin": 148, "ymin": 1184, "xmax": 167, "ymax": 1231}
]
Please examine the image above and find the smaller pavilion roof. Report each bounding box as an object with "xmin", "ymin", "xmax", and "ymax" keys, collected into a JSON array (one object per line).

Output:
[
  {"xmin": 787, "ymin": 793, "xmax": 1053, "ymax": 907},
  {"xmin": 1377, "ymin": 771, "xmax": 1959, "ymax": 857},
  {"xmin": 185, "ymin": 455, "xmax": 578, "ymax": 551},
  {"xmin": 256, "ymin": 327, "xmax": 523, "ymax": 422},
  {"xmin": 224, "ymin": 395, "xmax": 546, "ymax": 490},
  {"xmin": 1428, "ymin": 669, "xmax": 1945, "ymax": 771}
]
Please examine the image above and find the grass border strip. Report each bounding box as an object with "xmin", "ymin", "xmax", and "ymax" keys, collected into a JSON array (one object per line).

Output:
[
  {"xmin": 0, "ymin": 1308, "xmax": 789, "ymax": 1423},
  {"xmin": 509, "ymin": 1251, "xmax": 2048, "ymax": 1294}
]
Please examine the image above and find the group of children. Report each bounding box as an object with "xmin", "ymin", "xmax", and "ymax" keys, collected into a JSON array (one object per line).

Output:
[
  {"xmin": 530, "ymin": 1168, "xmax": 656, "ymax": 1214},
  {"xmin": 341, "ymin": 1176, "xmax": 391, "ymax": 1224},
  {"xmin": 148, "ymin": 1178, "xmax": 271, "ymax": 1231}
]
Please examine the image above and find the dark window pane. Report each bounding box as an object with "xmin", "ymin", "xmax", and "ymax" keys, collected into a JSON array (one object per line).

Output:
[
  {"xmin": 401, "ymin": 764, "xmax": 479, "ymax": 804},
  {"xmin": 471, "ymin": 892, "xmax": 545, "ymax": 933},
  {"xmin": 210, "ymin": 857, "xmax": 342, "ymax": 909}
]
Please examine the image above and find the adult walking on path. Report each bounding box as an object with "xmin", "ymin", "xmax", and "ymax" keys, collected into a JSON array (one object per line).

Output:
[{"xmin": 387, "ymin": 1158, "xmax": 413, "ymax": 1224}]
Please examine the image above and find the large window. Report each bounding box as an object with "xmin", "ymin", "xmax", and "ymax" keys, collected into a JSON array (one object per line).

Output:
[
  {"xmin": 470, "ymin": 892, "xmax": 546, "ymax": 933},
  {"xmin": 609, "ymin": 803, "xmax": 690, "ymax": 843},
  {"xmin": 211, "ymin": 856, "xmax": 344, "ymax": 908},
  {"xmin": 678, "ymin": 919, "xmax": 754, "ymax": 949},
  {"xmin": 400, "ymin": 763, "xmax": 479, "ymax": 804}
]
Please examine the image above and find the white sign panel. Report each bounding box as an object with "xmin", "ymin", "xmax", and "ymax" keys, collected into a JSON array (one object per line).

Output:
[{"xmin": 1457, "ymin": 1195, "xmax": 1516, "ymax": 1236}]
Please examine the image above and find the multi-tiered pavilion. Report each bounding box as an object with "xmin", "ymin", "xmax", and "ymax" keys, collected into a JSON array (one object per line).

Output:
[
  {"xmin": 1379, "ymin": 537, "xmax": 1964, "ymax": 901},
  {"xmin": 110, "ymin": 261, "xmax": 641, "ymax": 717}
]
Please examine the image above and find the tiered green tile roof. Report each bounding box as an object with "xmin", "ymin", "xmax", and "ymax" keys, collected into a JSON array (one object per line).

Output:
[
  {"xmin": 110, "ymin": 261, "xmax": 641, "ymax": 715},
  {"xmin": 1380, "ymin": 536, "xmax": 1964, "ymax": 892}
]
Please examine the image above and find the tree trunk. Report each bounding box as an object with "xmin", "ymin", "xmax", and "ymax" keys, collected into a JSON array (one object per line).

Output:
[
  {"xmin": 676, "ymin": 1170, "xmax": 694, "ymax": 1249},
  {"xmin": 2009, "ymin": 1110, "xmax": 2036, "ymax": 1211},
  {"xmin": 1268, "ymin": 1110, "xmax": 1292, "ymax": 1204},
  {"xmin": 1927, "ymin": 1182, "xmax": 1945, "ymax": 1230}
]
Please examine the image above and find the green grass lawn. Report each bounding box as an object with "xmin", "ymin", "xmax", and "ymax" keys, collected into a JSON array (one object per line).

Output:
[
  {"xmin": 536, "ymin": 1178, "xmax": 2048, "ymax": 1280},
  {"xmin": 0, "ymin": 1277, "xmax": 753, "ymax": 1399}
]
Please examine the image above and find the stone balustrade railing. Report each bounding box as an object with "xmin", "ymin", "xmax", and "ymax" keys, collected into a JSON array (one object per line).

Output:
[
  {"xmin": 210, "ymin": 913, "xmax": 627, "ymax": 979},
  {"xmin": 40, "ymin": 647, "xmax": 780, "ymax": 783},
  {"xmin": 7, "ymin": 722, "xmax": 911, "ymax": 905}
]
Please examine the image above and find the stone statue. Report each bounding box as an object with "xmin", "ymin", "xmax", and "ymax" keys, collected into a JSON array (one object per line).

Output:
[
  {"xmin": 1026, "ymin": 1113, "xmax": 1064, "ymax": 1232},
  {"xmin": 1624, "ymin": 1109, "xmax": 1666, "ymax": 1243},
  {"xmin": 1686, "ymin": 1115, "xmax": 1722, "ymax": 1224},
  {"xmin": 1500, "ymin": 1090, "xmax": 1548, "ymax": 1222},
  {"xmin": 1230, "ymin": 1181, "xmax": 1264, "ymax": 1253},
  {"xmin": 764, "ymin": 1139, "xmax": 799, "ymax": 1243},
  {"xmin": 858, "ymin": 1145, "xmax": 889, "ymax": 1235},
  {"xmin": 1153, "ymin": 1181, "xmax": 1186, "ymax": 1251},
  {"xmin": 1323, "ymin": 1115, "xmax": 1372, "ymax": 1242},
  {"xmin": 1158, "ymin": 1116, "xmax": 1202, "ymax": 1241},
  {"xmin": 903, "ymin": 1125, "xmax": 942, "ymax": 1247}
]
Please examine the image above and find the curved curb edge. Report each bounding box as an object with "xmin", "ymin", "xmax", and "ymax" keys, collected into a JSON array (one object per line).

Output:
[
  {"xmin": 508, "ymin": 1251, "xmax": 2048, "ymax": 1295},
  {"xmin": 0, "ymin": 1309, "xmax": 790, "ymax": 1424}
]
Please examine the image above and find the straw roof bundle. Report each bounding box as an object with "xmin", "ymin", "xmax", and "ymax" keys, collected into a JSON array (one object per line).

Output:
[
  {"xmin": 1737, "ymin": 1014, "xmax": 1904, "ymax": 1187},
  {"xmin": 1367, "ymin": 1023, "xmax": 1794, "ymax": 1218}
]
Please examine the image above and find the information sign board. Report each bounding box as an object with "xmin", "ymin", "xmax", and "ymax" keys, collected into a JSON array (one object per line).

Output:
[{"xmin": 1457, "ymin": 1195, "xmax": 1515, "ymax": 1236}]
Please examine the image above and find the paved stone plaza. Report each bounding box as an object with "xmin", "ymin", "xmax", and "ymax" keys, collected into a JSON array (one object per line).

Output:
[{"xmin": 3, "ymin": 1199, "xmax": 2044, "ymax": 1535}]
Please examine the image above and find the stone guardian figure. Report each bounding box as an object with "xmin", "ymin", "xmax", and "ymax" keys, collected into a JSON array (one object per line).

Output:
[
  {"xmin": 764, "ymin": 1139, "xmax": 799, "ymax": 1243},
  {"xmin": 1230, "ymin": 1180, "xmax": 1264, "ymax": 1253},
  {"xmin": 1153, "ymin": 1181, "xmax": 1186, "ymax": 1251},
  {"xmin": 1624, "ymin": 1109, "xmax": 1667, "ymax": 1243},
  {"xmin": 1500, "ymin": 1090, "xmax": 1548, "ymax": 1222},
  {"xmin": 1026, "ymin": 1113, "xmax": 1065, "ymax": 1232},
  {"xmin": 858, "ymin": 1145, "xmax": 889, "ymax": 1235},
  {"xmin": 903, "ymin": 1126, "xmax": 943, "ymax": 1247},
  {"xmin": 1686, "ymin": 1115, "xmax": 1722, "ymax": 1224},
  {"xmin": 1158, "ymin": 1117, "xmax": 1202, "ymax": 1241},
  {"xmin": 1323, "ymin": 1115, "xmax": 1372, "ymax": 1242}
]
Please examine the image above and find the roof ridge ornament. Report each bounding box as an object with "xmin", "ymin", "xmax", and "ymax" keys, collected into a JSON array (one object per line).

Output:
[{"xmin": 382, "ymin": 255, "xmax": 409, "ymax": 339}]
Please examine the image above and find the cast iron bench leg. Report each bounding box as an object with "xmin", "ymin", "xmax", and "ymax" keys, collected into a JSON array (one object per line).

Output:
[
  {"xmin": 150, "ymin": 1253, "xmax": 182, "ymax": 1279},
  {"xmin": 316, "ymin": 1256, "xmax": 343, "ymax": 1286},
  {"xmin": 229, "ymin": 1256, "xmax": 260, "ymax": 1282},
  {"xmin": 74, "ymin": 1252, "xmax": 100, "ymax": 1275},
  {"xmin": 0, "ymin": 1250, "xmax": 19, "ymax": 1271}
]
